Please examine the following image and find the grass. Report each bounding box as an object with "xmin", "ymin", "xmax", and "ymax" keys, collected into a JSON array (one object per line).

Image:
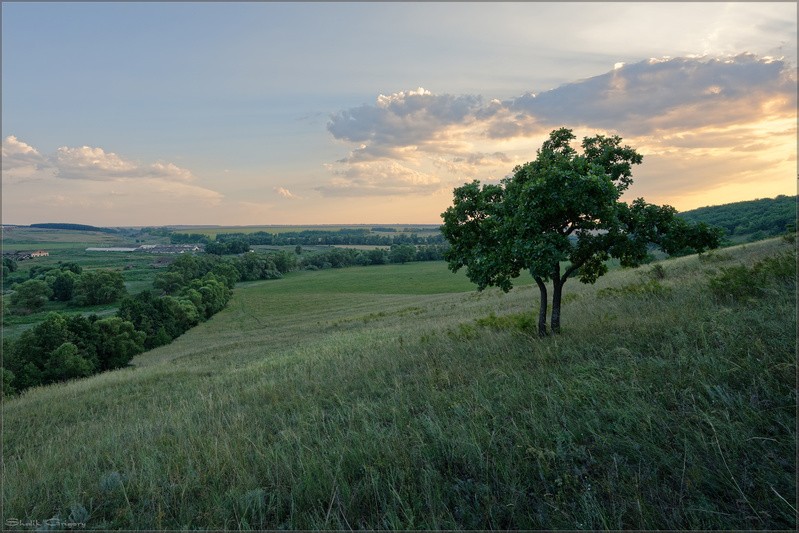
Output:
[{"xmin": 2, "ymin": 238, "xmax": 795, "ymax": 530}]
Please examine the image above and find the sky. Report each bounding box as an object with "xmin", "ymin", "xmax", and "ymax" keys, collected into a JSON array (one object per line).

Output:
[{"xmin": 2, "ymin": 1, "xmax": 796, "ymax": 226}]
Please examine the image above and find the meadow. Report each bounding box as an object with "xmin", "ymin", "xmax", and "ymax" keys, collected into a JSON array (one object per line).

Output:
[{"xmin": 1, "ymin": 237, "xmax": 796, "ymax": 530}]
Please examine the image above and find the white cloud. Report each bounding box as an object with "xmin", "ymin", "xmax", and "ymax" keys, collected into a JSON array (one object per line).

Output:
[
  {"xmin": 321, "ymin": 54, "xmax": 796, "ymax": 200},
  {"xmin": 274, "ymin": 186, "xmax": 300, "ymax": 200},
  {"xmin": 53, "ymin": 145, "xmax": 196, "ymax": 182},
  {"xmin": 2, "ymin": 136, "xmax": 53, "ymax": 182},
  {"xmin": 2, "ymin": 135, "xmax": 46, "ymax": 168},
  {"xmin": 2, "ymin": 137, "xmax": 224, "ymax": 224}
]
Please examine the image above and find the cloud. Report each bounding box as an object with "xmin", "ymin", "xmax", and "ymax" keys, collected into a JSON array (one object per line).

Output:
[
  {"xmin": 328, "ymin": 87, "xmax": 492, "ymax": 158},
  {"xmin": 2, "ymin": 136, "xmax": 54, "ymax": 182},
  {"xmin": 321, "ymin": 54, "xmax": 796, "ymax": 200},
  {"xmin": 2, "ymin": 137, "xmax": 224, "ymax": 224},
  {"xmin": 2, "ymin": 135, "xmax": 48, "ymax": 169},
  {"xmin": 53, "ymin": 145, "xmax": 196, "ymax": 181},
  {"xmin": 317, "ymin": 160, "xmax": 444, "ymax": 197},
  {"xmin": 504, "ymin": 53, "xmax": 796, "ymax": 135},
  {"xmin": 274, "ymin": 186, "xmax": 301, "ymax": 200}
]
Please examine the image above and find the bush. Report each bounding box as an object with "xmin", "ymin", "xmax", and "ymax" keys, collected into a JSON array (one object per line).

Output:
[
  {"xmin": 709, "ymin": 251, "xmax": 795, "ymax": 302},
  {"xmin": 597, "ymin": 279, "xmax": 671, "ymax": 298},
  {"xmin": 475, "ymin": 312, "xmax": 537, "ymax": 334}
]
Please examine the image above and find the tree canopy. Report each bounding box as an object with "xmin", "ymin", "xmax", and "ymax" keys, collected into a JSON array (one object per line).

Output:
[{"xmin": 441, "ymin": 127, "xmax": 723, "ymax": 336}]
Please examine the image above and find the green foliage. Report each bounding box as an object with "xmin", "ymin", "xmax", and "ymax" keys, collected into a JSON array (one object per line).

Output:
[
  {"xmin": 1, "ymin": 367, "xmax": 15, "ymax": 397},
  {"xmin": 9, "ymin": 279, "xmax": 52, "ymax": 313},
  {"xmin": 709, "ymin": 251, "xmax": 796, "ymax": 302},
  {"xmin": 475, "ymin": 311, "xmax": 537, "ymax": 334},
  {"xmin": 389, "ymin": 243, "xmax": 417, "ymax": 264},
  {"xmin": 235, "ymin": 253, "xmax": 282, "ymax": 281},
  {"xmin": 441, "ymin": 127, "xmax": 722, "ymax": 334},
  {"xmin": 2, "ymin": 256, "xmax": 18, "ymax": 273},
  {"xmin": 44, "ymin": 342, "xmax": 95, "ymax": 382},
  {"xmin": 48, "ymin": 269, "xmax": 79, "ymax": 301},
  {"xmin": 367, "ymin": 248, "xmax": 388, "ymax": 265},
  {"xmin": 190, "ymin": 275, "xmax": 232, "ymax": 319},
  {"xmin": 153, "ymin": 271, "xmax": 185, "ymax": 295},
  {"xmin": 73, "ymin": 270, "xmax": 127, "ymax": 306},
  {"xmin": 270, "ymin": 250, "xmax": 298, "ymax": 273},
  {"xmin": 118, "ymin": 291, "xmax": 199, "ymax": 349},
  {"xmin": 205, "ymin": 239, "xmax": 250, "ymax": 255},
  {"xmin": 93, "ymin": 317, "xmax": 146, "ymax": 370},
  {"xmin": 679, "ymin": 194, "xmax": 797, "ymax": 239},
  {"xmin": 597, "ymin": 279, "xmax": 672, "ymax": 298},
  {"xmin": 1, "ymin": 311, "xmax": 144, "ymax": 392}
]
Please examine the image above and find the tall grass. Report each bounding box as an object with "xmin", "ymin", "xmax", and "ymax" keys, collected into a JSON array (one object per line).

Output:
[{"xmin": 2, "ymin": 238, "xmax": 795, "ymax": 529}]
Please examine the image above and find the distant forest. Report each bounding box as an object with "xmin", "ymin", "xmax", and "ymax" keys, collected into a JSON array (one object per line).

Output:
[
  {"xmin": 169, "ymin": 228, "xmax": 447, "ymax": 247},
  {"xmin": 678, "ymin": 195, "xmax": 796, "ymax": 239},
  {"xmin": 29, "ymin": 223, "xmax": 118, "ymax": 234}
]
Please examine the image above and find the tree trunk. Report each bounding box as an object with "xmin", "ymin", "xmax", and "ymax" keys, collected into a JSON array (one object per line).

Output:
[
  {"xmin": 533, "ymin": 275, "xmax": 548, "ymax": 337},
  {"xmin": 551, "ymin": 264, "xmax": 563, "ymax": 334}
]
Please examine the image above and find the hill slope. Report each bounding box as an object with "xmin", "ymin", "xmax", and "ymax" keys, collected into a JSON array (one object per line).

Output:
[
  {"xmin": 2, "ymin": 239, "xmax": 795, "ymax": 529},
  {"xmin": 679, "ymin": 194, "xmax": 796, "ymax": 241}
]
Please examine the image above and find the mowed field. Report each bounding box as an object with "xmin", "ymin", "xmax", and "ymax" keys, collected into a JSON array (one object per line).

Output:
[{"xmin": 2, "ymin": 238, "xmax": 796, "ymax": 530}]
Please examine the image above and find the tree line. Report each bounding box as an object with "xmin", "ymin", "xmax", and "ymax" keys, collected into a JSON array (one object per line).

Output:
[
  {"xmin": 1, "ymin": 251, "xmax": 297, "ymax": 396},
  {"xmin": 170, "ymin": 228, "xmax": 446, "ymax": 247},
  {"xmin": 6, "ymin": 262, "xmax": 127, "ymax": 314},
  {"xmin": 296, "ymin": 244, "xmax": 448, "ymax": 269}
]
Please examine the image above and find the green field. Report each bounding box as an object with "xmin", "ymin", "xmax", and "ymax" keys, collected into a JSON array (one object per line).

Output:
[{"xmin": 2, "ymin": 237, "xmax": 796, "ymax": 529}]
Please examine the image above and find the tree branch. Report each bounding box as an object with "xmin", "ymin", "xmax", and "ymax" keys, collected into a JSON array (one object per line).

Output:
[{"xmin": 561, "ymin": 260, "xmax": 584, "ymax": 284}]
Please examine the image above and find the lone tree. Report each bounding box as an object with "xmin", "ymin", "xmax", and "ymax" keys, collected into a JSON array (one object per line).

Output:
[{"xmin": 441, "ymin": 127, "xmax": 722, "ymax": 336}]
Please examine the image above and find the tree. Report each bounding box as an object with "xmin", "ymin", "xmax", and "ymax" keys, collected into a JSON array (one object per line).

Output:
[
  {"xmin": 153, "ymin": 271, "xmax": 185, "ymax": 295},
  {"xmin": 441, "ymin": 128, "xmax": 722, "ymax": 336},
  {"xmin": 93, "ymin": 317, "xmax": 146, "ymax": 370},
  {"xmin": 389, "ymin": 244, "xmax": 417, "ymax": 264},
  {"xmin": 44, "ymin": 342, "xmax": 95, "ymax": 383},
  {"xmin": 10, "ymin": 279, "xmax": 52, "ymax": 313},
  {"xmin": 49, "ymin": 270, "xmax": 79, "ymax": 301},
  {"xmin": 73, "ymin": 270, "xmax": 127, "ymax": 306},
  {"xmin": 2, "ymin": 257, "xmax": 18, "ymax": 279},
  {"xmin": 367, "ymin": 249, "xmax": 388, "ymax": 265}
]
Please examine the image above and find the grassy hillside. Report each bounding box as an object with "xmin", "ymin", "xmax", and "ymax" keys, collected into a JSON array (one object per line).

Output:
[{"xmin": 2, "ymin": 238, "xmax": 795, "ymax": 530}]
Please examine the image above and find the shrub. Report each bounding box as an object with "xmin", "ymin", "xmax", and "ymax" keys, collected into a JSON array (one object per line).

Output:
[
  {"xmin": 597, "ymin": 279, "xmax": 671, "ymax": 298},
  {"xmin": 708, "ymin": 251, "xmax": 795, "ymax": 301},
  {"xmin": 475, "ymin": 312, "xmax": 537, "ymax": 334}
]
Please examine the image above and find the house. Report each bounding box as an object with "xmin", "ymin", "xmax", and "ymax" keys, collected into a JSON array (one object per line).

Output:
[{"xmin": 30, "ymin": 250, "xmax": 49, "ymax": 258}]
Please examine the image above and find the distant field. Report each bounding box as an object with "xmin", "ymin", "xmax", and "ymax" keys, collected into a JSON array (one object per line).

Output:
[{"xmin": 1, "ymin": 227, "xmax": 127, "ymax": 247}]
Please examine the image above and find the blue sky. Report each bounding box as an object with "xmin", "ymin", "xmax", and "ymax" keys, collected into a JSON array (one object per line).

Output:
[{"xmin": 2, "ymin": 2, "xmax": 796, "ymax": 226}]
